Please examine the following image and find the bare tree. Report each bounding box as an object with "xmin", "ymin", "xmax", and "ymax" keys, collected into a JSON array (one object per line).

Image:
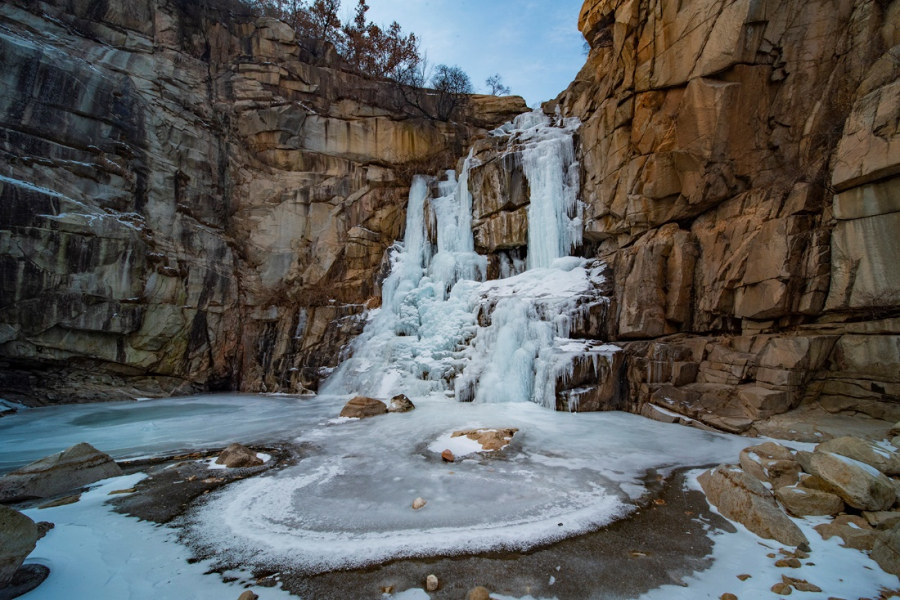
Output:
[
  {"xmin": 485, "ymin": 73, "xmax": 510, "ymax": 96},
  {"xmin": 431, "ymin": 64, "xmax": 473, "ymax": 120}
]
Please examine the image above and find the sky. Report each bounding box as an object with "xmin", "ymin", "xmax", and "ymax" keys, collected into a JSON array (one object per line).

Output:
[{"xmin": 359, "ymin": 0, "xmax": 588, "ymax": 108}]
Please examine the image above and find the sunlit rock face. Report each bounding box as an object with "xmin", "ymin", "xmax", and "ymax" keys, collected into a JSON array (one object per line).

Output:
[
  {"xmin": 0, "ymin": 0, "xmax": 527, "ymax": 404},
  {"xmin": 552, "ymin": 0, "xmax": 900, "ymax": 429}
]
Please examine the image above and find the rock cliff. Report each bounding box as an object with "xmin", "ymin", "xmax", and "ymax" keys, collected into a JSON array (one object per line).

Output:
[
  {"xmin": 547, "ymin": 0, "xmax": 900, "ymax": 434},
  {"xmin": 0, "ymin": 0, "xmax": 526, "ymax": 404}
]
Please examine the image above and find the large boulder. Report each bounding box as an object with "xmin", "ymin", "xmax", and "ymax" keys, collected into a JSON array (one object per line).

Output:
[
  {"xmin": 215, "ymin": 444, "xmax": 263, "ymax": 468},
  {"xmin": 0, "ymin": 442, "xmax": 122, "ymax": 502},
  {"xmin": 339, "ymin": 396, "xmax": 388, "ymax": 419},
  {"xmin": 698, "ymin": 465, "xmax": 808, "ymax": 547},
  {"xmin": 775, "ymin": 485, "xmax": 844, "ymax": 517},
  {"xmin": 0, "ymin": 505, "xmax": 39, "ymax": 588},
  {"xmin": 804, "ymin": 451, "xmax": 896, "ymax": 511},
  {"xmin": 815, "ymin": 436, "xmax": 900, "ymax": 476},
  {"xmin": 739, "ymin": 442, "xmax": 801, "ymax": 489}
]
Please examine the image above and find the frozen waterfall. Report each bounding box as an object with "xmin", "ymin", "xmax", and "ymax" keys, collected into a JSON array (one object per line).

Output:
[{"xmin": 322, "ymin": 110, "xmax": 614, "ymax": 407}]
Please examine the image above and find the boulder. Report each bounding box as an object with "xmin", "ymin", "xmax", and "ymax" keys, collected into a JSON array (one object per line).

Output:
[
  {"xmin": 804, "ymin": 451, "xmax": 896, "ymax": 511},
  {"xmin": 739, "ymin": 442, "xmax": 801, "ymax": 489},
  {"xmin": 872, "ymin": 522, "xmax": 900, "ymax": 576},
  {"xmin": 0, "ymin": 442, "xmax": 122, "ymax": 502},
  {"xmin": 387, "ymin": 394, "xmax": 415, "ymax": 413},
  {"xmin": 467, "ymin": 587, "xmax": 492, "ymax": 600},
  {"xmin": 815, "ymin": 436, "xmax": 900, "ymax": 476},
  {"xmin": 775, "ymin": 485, "xmax": 844, "ymax": 517},
  {"xmin": 215, "ymin": 444, "xmax": 263, "ymax": 468},
  {"xmin": 451, "ymin": 428, "xmax": 519, "ymax": 451},
  {"xmin": 237, "ymin": 592, "xmax": 259, "ymax": 600},
  {"xmin": 814, "ymin": 515, "xmax": 876, "ymax": 550},
  {"xmin": 863, "ymin": 511, "xmax": 900, "ymax": 530},
  {"xmin": 698, "ymin": 465, "xmax": 808, "ymax": 547},
  {"xmin": 0, "ymin": 505, "xmax": 39, "ymax": 588},
  {"xmin": 339, "ymin": 396, "xmax": 388, "ymax": 419}
]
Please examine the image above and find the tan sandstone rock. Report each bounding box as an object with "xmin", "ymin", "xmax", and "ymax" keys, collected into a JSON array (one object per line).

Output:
[
  {"xmin": 804, "ymin": 451, "xmax": 896, "ymax": 511},
  {"xmin": 814, "ymin": 515, "xmax": 876, "ymax": 551},
  {"xmin": 739, "ymin": 442, "xmax": 801, "ymax": 490},
  {"xmin": 872, "ymin": 521, "xmax": 900, "ymax": 576},
  {"xmin": 216, "ymin": 443, "xmax": 263, "ymax": 468},
  {"xmin": 340, "ymin": 396, "xmax": 388, "ymax": 419},
  {"xmin": 698, "ymin": 465, "xmax": 808, "ymax": 547},
  {"xmin": 0, "ymin": 442, "xmax": 122, "ymax": 502},
  {"xmin": 451, "ymin": 429, "xmax": 518, "ymax": 451},
  {"xmin": 815, "ymin": 436, "xmax": 900, "ymax": 476},
  {"xmin": 775, "ymin": 485, "xmax": 844, "ymax": 517}
]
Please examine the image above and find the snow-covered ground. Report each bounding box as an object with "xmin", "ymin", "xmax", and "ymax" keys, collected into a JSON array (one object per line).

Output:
[{"xmin": 2, "ymin": 393, "xmax": 895, "ymax": 598}]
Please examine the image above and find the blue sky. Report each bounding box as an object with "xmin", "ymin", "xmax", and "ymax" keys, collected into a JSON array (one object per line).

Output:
[{"xmin": 360, "ymin": 0, "xmax": 588, "ymax": 107}]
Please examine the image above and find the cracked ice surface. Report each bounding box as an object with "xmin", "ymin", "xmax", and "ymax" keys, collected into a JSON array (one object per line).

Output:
[{"xmin": 181, "ymin": 393, "xmax": 752, "ymax": 574}]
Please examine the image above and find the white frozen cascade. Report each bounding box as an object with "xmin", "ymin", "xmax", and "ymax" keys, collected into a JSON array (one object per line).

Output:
[{"xmin": 323, "ymin": 110, "xmax": 615, "ymax": 408}]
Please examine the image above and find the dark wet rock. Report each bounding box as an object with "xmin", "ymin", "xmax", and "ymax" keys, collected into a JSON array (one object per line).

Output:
[
  {"xmin": 0, "ymin": 506, "xmax": 38, "ymax": 588},
  {"xmin": 340, "ymin": 396, "xmax": 388, "ymax": 419},
  {"xmin": 0, "ymin": 564, "xmax": 49, "ymax": 600},
  {"xmin": 216, "ymin": 444, "xmax": 263, "ymax": 469},
  {"xmin": 387, "ymin": 394, "xmax": 415, "ymax": 413},
  {"xmin": 35, "ymin": 522, "xmax": 53, "ymax": 540},
  {"xmin": 0, "ymin": 443, "xmax": 122, "ymax": 502}
]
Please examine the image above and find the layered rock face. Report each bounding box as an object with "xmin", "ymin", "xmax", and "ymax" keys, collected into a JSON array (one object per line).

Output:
[
  {"xmin": 537, "ymin": 0, "xmax": 900, "ymax": 432},
  {"xmin": 0, "ymin": 0, "xmax": 525, "ymax": 404}
]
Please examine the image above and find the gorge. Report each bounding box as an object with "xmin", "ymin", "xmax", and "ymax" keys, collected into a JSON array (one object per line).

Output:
[{"xmin": 1, "ymin": 0, "xmax": 900, "ymax": 598}]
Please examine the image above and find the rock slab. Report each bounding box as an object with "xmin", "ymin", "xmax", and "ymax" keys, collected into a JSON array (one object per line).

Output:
[
  {"xmin": 698, "ymin": 465, "xmax": 808, "ymax": 547},
  {"xmin": 805, "ymin": 451, "xmax": 896, "ymax": 511},
  {"xmin": 0, "ymin": 442, "xmax": 122, "ymax": 502}
]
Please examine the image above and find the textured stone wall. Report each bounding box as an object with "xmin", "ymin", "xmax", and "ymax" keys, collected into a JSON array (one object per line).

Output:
[
  {"xmin": 547, "ymin": 0, "xmax": 900, "ymax": 435},
  {"xmin": 0, "ymin": 0, "xmax": 526, "ymax": 404}
]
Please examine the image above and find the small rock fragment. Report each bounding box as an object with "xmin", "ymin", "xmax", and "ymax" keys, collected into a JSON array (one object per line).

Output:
[
  {"xmin": 775, "ymin": 558, "xmax": 801, "ymax": 568},
  {"xmin": 814, "ymin": 515, "xmax": 876, "ymax": 550},
  {"xmin": 771, "ymin": 582, "xmax": 792, "ymax": 595},
  {"xmin": 381, "ymin": 585, "xmax": 395, "ymax": 594},
  {"xmin": 108, "ymin": 488, "xmax": 136, "ymax": 495},
  {"xmin": 237, "ymin": 592, "xmax": 259, "ymax": 600},
  {"xmin": 441, "ymin": 449, "xmax": 455, "ymax": 462},
  {"xmin": 737, "ymin": 574, "xmax": 751, "ymax": 581},
  {"xmin": 426, "ymin": 574, "xmax": 438, "ymax": 591},
  {"xmin": 412, "ymin": 497, "xmax": 426, "ymax": 510},
  {"xmin": 720, "ymin": 594, "xmax": 738, "ymax": 600},
  {"xmin": 781, "ymin": 575, "xmax": 822, "ymax": 593},
  {"xmin": 387, "ymin": 394, "xmax": 415, "ymax": 413},
  {"xmin": 467, "ymin": 586, "xmax": 491, "ymax": 600}
]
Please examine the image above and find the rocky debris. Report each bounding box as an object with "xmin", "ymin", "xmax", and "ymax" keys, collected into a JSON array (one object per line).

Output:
[
  {"xmin": 0, "ymin": 443, "xmax": 122, "ymax": 502},
  {"xmin": 467, "ymin": 587, "xmax": 492, "ymax": 600},
  {"xmin": 813, "ymin": 515, "xmax": 876, "ymax": 551},
  {"xmin": 339, "ymin": 396, "xmax": 388, "ymax": 419},
  {"xmin": 803, "ymin": 451, "xmax": 896, "ymax": 511},
  {"xmin": 215, "ymin": 444, "xmax": 263, "ymax": 469},
  {"xmin": 781, "ymin": 575, "xmax": 821, "ymax": 593},
  {"xmin": 698, "ymin": 465, "xmax": 808, "ymax": 547},
  {"xmin": 412, "ymin": 497, "xmax": 426, "ymax": 510},
  {"xmin": 739, "ymin": 442, "xmax": 801, "ymax": 489},
  {"xmin": 0, "ymin": 505, "xmax": 38, "ymax": 588},
  {"xmin": 387, "ymin": 394, "xmax": 415, "ymax": 413},
  {"xmin": 451, "ymin": 428, "xmax": 519, "ymax": 451},
  {"xmin": 775, "ymin": 558, "xmax": 801, "ymax": 568},
  {"xmin": 441, "ymin": 450, "xmax": 455, "ymax": 463},
  {"xmin": 872, "ymin": 522, "xmax": 900, "ymax": 576},
  {"xmin": 425, "ymin": 574, "xmax": 438, "ymax": 592},
  {"xmin": 237, "ymin": 592, "xmax": 259, "ymax": 600},
  {"xmin": 815, "ymin": 437, "xmax": 900, "ymax": 476},
  {"xmin": 775, "ymin": 485, "xmax": 844, "ymax": 517}
]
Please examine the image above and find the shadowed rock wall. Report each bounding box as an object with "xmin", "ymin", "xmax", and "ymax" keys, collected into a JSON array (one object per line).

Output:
[{"xmin": 0, "ymin": 0, "xmax": 526, "ymax": 404}]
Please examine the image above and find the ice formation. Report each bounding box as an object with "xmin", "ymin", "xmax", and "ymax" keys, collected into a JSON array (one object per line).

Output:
[{"xmin": 323, "ymin": 111, "xmax": 611, "ymax": 408}]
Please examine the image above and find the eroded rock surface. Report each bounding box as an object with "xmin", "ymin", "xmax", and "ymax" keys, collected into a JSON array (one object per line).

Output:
[
  {"xmin": 0, "ymin": 442, "xmax": 122, "ymax": 502},
  {"xmin": 0, "ymin": 505, "xmax": 38, "ymax": 588},
  {"xmin": 339, "ymin": 396, "xmax": 388, "ymax": 419}
]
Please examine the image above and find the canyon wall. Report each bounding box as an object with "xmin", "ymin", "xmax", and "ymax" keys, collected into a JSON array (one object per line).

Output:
[
  {"xmin": 548, "ymin": 0, "xmax": 900, "ymax": 435},
  {"xmin": 0, "ymin": 0, "xmax": 525, "ymax": 404}
]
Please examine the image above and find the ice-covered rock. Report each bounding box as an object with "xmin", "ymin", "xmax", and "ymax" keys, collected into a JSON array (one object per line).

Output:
[
  {"xmin": 215, "ymin": 444, "xmax": 262, "ymax": 469},
  {"xmin": 698, "ymin": 465, "xmax": 808, "ymax": 547},
  {"xmin": 339, "ymin": 396, "xmax": 388, "ymax": 419},
  {"xmin": 0, "ymin": 442, "xmax": 122, "ymax": 502},
  {"xmin": 451, "ymin": 428, "xmax": 518, "ymax": 451},
  {"xmin": 739, "ymin": 442, "xmax": 801, "ymax": 490},
  {"xmin": 0, "ymin": 505, "xmax": 38, "ymax": 588}
]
